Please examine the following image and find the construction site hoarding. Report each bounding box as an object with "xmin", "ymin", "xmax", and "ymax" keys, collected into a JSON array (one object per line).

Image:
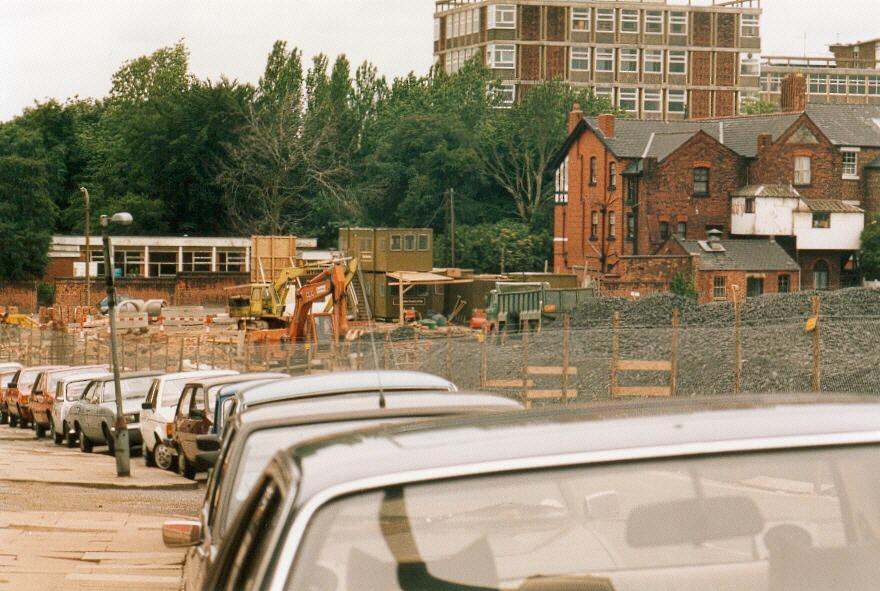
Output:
[{"xmin": 250, "ymin": 236, "xmax": 297, "ymax": 283}]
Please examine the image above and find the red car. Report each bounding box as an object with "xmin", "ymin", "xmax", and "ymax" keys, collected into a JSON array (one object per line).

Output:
[
  {"xmin": 5, "ymin": 365, "xmax": 66, "ymax": 428},
  {"xmin": 0, "ymin": 364, "xmax": 22, "ymax": 424},
  {"xmin": 30, "ymin": 366, "xmax": 106, "ymax": 438}
]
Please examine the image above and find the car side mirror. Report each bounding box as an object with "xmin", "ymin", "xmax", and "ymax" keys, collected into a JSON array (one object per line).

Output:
[
  {"xmin": 162, "ymin": 520, "xmax": 202, "ymax": 548},
  {"xmin": 196, "ymin": 434, "xmax": 221, "ymax": 452},
  {"xmin": 141, "ymin": 402, "xmax": 152, "ymax": 411}
]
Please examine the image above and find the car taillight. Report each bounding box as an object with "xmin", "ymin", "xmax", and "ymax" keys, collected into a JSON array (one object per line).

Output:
[{"xmin": 166, "ymin": 423, "xmax": 174, "ymax": 438}]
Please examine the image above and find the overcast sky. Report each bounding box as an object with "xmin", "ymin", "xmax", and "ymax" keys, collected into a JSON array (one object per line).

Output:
[{"xmin": 1, "ymin": 0, "xmax": 877, "ymax": 121}]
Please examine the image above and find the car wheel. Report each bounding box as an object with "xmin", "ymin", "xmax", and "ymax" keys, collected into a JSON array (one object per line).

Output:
[
  {"xmin": 144, "ymin": 443, "xmax": 156, "ymax": 467},
  {"xmin": 155, "ymin": 441, "xmax": 174, "ymax": 471},
  {"xmin": 35, "ymin": 423, "xmax": 46, "ymax": 438},
  {"xmin": 79, "ymin": 429, "xmax": 93, "ymax": 453},
  {"xmin": 104, "ymin": 425, "xmax": 115, "ymax": 455},
  {"xmin": 178, "ymin": 452, "xmax": 196, "ymax": 480},
  {"xmin": 9, "ymin": 414, "xmax": 18, "ymax": 427},
  {"xmin": 66, "ymin": 424, "xmax": 78, "ymax": 448},
  {"xmin": 53, "ymin": 427, "xmax": 64, "ymax": 445},
  {"xmin": 0, "ymin": 410, "xmax": 7, "ymax": 424}
]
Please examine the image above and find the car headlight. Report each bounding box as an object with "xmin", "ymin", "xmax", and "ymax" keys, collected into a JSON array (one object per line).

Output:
[{"xmin": 123, "ymin": 413, "xmax": 139, "ymax": 424}]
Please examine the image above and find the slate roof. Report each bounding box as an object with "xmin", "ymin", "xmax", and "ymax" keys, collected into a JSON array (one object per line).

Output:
[
  {"xmin": 675, "ymin": 237, "xmax": 801, "ymax": 272},
  {"xmin": 731, "ymin": 184, "xmax": 801, "ymax": 198},
  {"xmin": 569, "ymin": 104, "xmax": 880, "ymax": 168},
  {"xmin": 801, "ymin": 199, "xmax": 864, "ymax": 214}
]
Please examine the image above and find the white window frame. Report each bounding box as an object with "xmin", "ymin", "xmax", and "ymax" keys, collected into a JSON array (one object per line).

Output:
[
  {"xmin": 668, "ymin": 89, "xmax": 687, "ymax": 113},
  {"xmin": 620, "ymin": 9, "xmax": 640, "ymax": 33},
  {"xmin": 669, "ymin": 12, "xmax": 687, "ymax": 36},
  {"xmin": 645, "ymin": 11, "xmax": 663, "ymax": 34},
  {"xmin": 644, "ymin": 49, "xmax": 663, "ymax": 74},
  {"xmin": 849, "ymin": 76, "xmax": 866, "ymax": 95},
  {"xmin": 829, "ymin": 75, "xmax": 847, "ymax": 95},
  {"xmin": 619, "ymin": 48, "xmax": 639, "ymax": 73},
  {"xmin": 596, "ymin": 8, "xmax": 615, "ymax": 32},
  {"xmin": 643, "ymin": 91, "xmax": 662, "ymax": 113},
  {"xmin": 870, "ymin": 76, "xmax": 880, "ymax": 96},
  {"xmin": 571, "ymin": 47, "xmax": 590, "ymax": 72},
  {"xmin": 488, "ymin": 43, "xmax": 516, "ymax": 69},
  {"xmin": 619, "ymin": 89, "xmax": 638, "ymax": 113},
  {"xmin": 495, "ymin": 82, "xmax": 516, "ymax": 108},
  {"xmin": 740, "ymin": 53, "xmax": 760, "ymax": 76},
  {"xmin": 595, "ymin": 48, "xmax": 614, "ymax": 72},
  {"xmin": 810, "ymin": 74, "xmax": 829, "ymax": 95},
  {"xmin": 842, "ymin": 148, "xmax": 860, "ymax": 180},
  {"xmin": 489, "ymin": 4, "xmax": 516, "ymax": 30},
  {"xmin": 794, "ymin": 156, "xmax": 812, "ymax": 186},
  {"xmin": 668, "ymin": 50, "xmax": 687, "ymax": 75},
  {"xmin": 571, "ymin": 7, "xmax": 590, "ymax": 32},
  {"xmin": 595, "ymin": 87, "xmax": 614, "ymax": 102},
  {"xmin": 741, "ymin": 14, "xmax": 759, "ymax": 38},
  {"xmin": 434, "ymin": 18, "xmax": 441, "ymax": 42},
  {"xmin": 555, "ymin": 156, "xmax": 570, "ymax": 204}
]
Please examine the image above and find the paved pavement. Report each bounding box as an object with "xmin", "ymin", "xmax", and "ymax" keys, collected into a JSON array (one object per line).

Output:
[{"xmin": 0, "ymin": 426, "xmax": 203, "ymax": 590}]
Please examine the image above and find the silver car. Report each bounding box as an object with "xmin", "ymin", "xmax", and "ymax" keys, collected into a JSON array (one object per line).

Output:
[
  {"xmin": 50, "ymin": 370, "xmax": 111, "ymax": 446},
  {"xmin": 66, "ymin": 371, "xmax": 162, "ymax": 454}
]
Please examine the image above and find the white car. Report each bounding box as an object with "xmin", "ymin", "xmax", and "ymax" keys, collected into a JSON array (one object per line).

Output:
[
  {"xmin": 50, "ymin": 370, "xmax": 109, "ymax": 446},
  {"xmin": 140, "ymin": 370, "xmax": 237, "ymax": 469}
]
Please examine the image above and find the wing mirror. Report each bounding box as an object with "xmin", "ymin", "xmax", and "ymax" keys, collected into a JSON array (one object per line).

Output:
[{"xmin": 162, "ymin": 520, "xmax": 202, "ymax": 548}]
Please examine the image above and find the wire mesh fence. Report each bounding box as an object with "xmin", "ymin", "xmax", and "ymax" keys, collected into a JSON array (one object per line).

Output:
[{"xmin": 2, "ymin": 299, "xmax": 880, "ymax": 403}]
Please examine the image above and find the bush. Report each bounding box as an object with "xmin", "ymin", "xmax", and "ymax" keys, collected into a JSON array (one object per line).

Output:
[
  {"xmin": 670, "ymin": 272, "xmax": 698, "ymax": 299},
  {"xmin": 37, "ymin": 283, "xmax": 55, "ymax": 307},
  {"xmin": 442, "ymin": 220, "xmax": 552, "ymax": 273}
]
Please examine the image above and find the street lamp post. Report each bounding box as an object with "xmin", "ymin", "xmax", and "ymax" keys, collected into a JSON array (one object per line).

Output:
[
  {"xmin": 101, "ymin": 212, "xmax": 133, "ymax": 477},
  {"xmin": 80, "ymin": 187, "xmax": 91, "ymax": 311}
]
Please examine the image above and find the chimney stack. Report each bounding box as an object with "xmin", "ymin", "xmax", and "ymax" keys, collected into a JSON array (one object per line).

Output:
[
  {"xmin": 597, "ymin": 113, "xmax": 616, "ymax": 138},
  {"xmin": 780, "ymin": 73, "xmax": 807, "ymax": 113},
  {"xmin": 568, "ymin": 103, "xmax": 583, "ymax": 133}
]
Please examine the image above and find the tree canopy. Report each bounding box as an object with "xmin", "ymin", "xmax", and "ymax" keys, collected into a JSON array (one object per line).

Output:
[{"xmin": 0, "ymin": 42, "xmax": 615, "ymax": 279}]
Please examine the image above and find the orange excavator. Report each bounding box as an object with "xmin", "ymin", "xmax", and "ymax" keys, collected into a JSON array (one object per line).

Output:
[{"xmin": 286, "ymin": 259, "xmax": 356, "ymax": 343}]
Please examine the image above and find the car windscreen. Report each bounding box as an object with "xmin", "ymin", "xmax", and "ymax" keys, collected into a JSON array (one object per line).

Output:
[
  {"xmin": 17, "ymin": 369, "xmax": 42, "ymax": 389},
  {"xmin": 0, "ymin": 373, "xmax": 15, "ymax": 388},
  {"xmin": 48, "ymin": 369, "xmax": 101, "ymax": 395},
  {"xmin": 160, "ymin": 378, "xmax": 193, "ymax": 407},
  {"xmin": 223, "ymin": 418, "xmax": 411, "ymax": 533},
  {"xmin": 112, "ymin": 376, "xmax": 156, "ymax": 400},
  {"xmin": 286, "ymin": 445, "xmax": 880, "ymax": 591},
  {"xmin": 65, "ymin": 380, "xmax": 91, "ymax": 401}
]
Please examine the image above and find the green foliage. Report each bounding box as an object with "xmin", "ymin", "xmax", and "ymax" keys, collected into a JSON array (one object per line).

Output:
[
  {"xmin": 0, "ymin": 152, "xmax": 56, "ymax": 279},
  {"xmin": 446, "ymin": 221, "xmax": 552, "ymax": 274},
  {"xmin": 37, "ymin": 283, "xmax": 55, "ymax": 307},
  {"xmin": 670, "ymin": 272, "xmax": 699, "ymax": 299},
  {"xmin": 859, "ymin": 216, "xmax": 880, "ymax": 280},
  {"xmin": 740, "ymin": 100, "xmax": 779, "ymax": 115}
]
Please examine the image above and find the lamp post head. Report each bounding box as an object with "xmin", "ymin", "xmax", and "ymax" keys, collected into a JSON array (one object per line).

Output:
[{"xmin": 110, "ymin": 212, "xmax": 134, "ymax": 226}]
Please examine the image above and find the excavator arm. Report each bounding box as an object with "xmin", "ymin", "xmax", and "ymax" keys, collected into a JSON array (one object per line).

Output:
[{"xmin": 286, "ymin": 259, "xmax": 358, "ymax": 342}]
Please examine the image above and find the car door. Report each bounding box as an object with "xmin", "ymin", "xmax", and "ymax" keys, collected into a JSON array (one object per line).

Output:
[
  {"xmin": 141, "ymin": 379, "xmax": 161, "ymax": 448},
  {"xmin": 80, "ymin": 382, "xmax": 103, "ymax": 438},
  {"xmin": 185, "ymin": 386, "xmax": 213, "ymax": 461},
  {"xmin": 174, "ymin": 386, "xmax": 200, "ymax": 460},
  {"xmin": 98, "ymin": 382, "xmax": 120, "ymax": 435}
]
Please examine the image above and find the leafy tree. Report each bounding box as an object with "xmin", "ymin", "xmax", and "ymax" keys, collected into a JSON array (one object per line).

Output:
[
  {"xmin": 859, "ymin": 215, "xmax": 880, "ymax": 280},
  {"xmin": 479, "ymin": 81, "xmax": 616, "ymax": 225},
  {"xmin": 670, "ymin": 272, "xmax": 699, "ymax": 299},
  {"xmin": 0, "ymin": 152, "xmax": 56, "ymax": 279},
  {"xmin": 448, "ymin": 220, "xmax": 552, "ymax": 274},
  {"xmin": 740, "ymin": 99, "xmax": 779, "ymax": 115}
]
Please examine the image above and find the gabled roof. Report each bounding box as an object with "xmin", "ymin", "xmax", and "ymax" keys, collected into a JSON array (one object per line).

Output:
[
  {"xmin": 675, "ymin": 237, "xmax": 801, "ymax": 272},
  {"xmin": 553, "ymin": 104, "xmax": 880, "ymax": 170},
  {"xmin": 802, "ymin": 199, "xmax": 864, "ymax": 214}
]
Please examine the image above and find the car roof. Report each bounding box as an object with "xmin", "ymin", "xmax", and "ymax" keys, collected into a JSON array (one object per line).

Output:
[
  {"xmin": 234, "ymin": 370, "xmax": 457, "ymax": 408},
  {"xmin": 45, "ymin": 365, "xmax": 105, "ymax": 377},
  {"xmin": 194, "ymin": 372, "xmax": 288, "ymax": 390},
  {"xmin": 59, "ymin": 371, "xmax": 111, "ymax": 386},
  {"xmin": 90, "ymin": 370, "xmax": 164, "ymax": 382},
  {"xmin": 284, "ymin": 395, "xmax": 880, "ymax": 503},
  {"xmin": 152, "ymin": 370, "xmax": 236, "ymax": 384},
  {"xmin": 0, "ymin": 362, "xmax": 22, "ymax": 371}
]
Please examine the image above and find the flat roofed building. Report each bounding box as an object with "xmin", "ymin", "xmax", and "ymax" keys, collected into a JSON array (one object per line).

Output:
[{"xmin": 434, "ymin": 0, "xmax": 762, "ymax": 119}]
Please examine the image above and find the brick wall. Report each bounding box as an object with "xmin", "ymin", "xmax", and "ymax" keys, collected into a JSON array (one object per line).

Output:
[
  {"xmin": 696, "ymin": 269, "xmax": 801, "ymax": 304},
  {"xmin": 546, "ymin": 46, "xmax": 566, "ymax": 80},
  {"xmin": 520, "ymin": 5, "xmax": 540, "ymax": 41},
  {"xmin": 545, "ymin": 6, "xmax": 566, "ymax": 42},
  {"xmin": 866, "ymin": 168, "xmax": 880, "ymax": 216},
  {"xmin": 715, "ymin": 53, "xmax": 736, "ymax": 86},
  {"xmin": 693, "ymin": 13, "xmax": 712, "ymax": 47},
  {"xmin": 520, "ymin": 45, "xmax": 541, "ymax": 80},
  {"xmin": 53, "ymin": 273, "xmax": 249, "ymax": 309},
  {"xmin": 0, "ymin": 281, "xmax": 39, "ymax": 313},
  {"xmin": 690, "ymin": 90, "xmax": 711, "ymax": 119},
  {"xmin": 716, "ymin": 14, "xmax": 736, "ymax": 48},
  {"xmin": 798, "ymin": 252, "xmax": 844, "ymax": 290},
  {"xmin": 638, "ymin": 132, "xmax": 744, "ymax": 253},
  {"xmin": 602, "ymin": 254, "xmax": 697, "ymax": 298}
]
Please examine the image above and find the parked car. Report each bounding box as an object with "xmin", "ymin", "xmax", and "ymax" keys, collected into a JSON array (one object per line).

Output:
[
  {"xmin": 169, "ymin": 373, "xmax": 287, "ymax": 478},
  {"xmin": 66, "ymin": 371, "xmax": 162, "ymax": 453},
  {"xmin": 199, "ymin": 395, "xmax": 880, "ymax": 591},
  {"xmin": 50, "ymin": 370, "xmax": 113, "ymax": 446},
  {"xmin": 169, "ymin": 371, "xmax": 516, "ymax": 591},
  {"xmin": 29, "ymin": 365, "xmax": 107, "ymax": 438},
  {"xmin": 4, "ymin": 365, "xmax": 66, "ymax": 428},
  {"xmin": 211, "ymin": 376, "xmax": 290, "ymax": 436},
  {"xmin": 0, "ymin": 363, "xmax": 22, "ymax": 424},
  {"xmin": 140, "ymin": 370, "xmax": 239, "ymax": 470}
]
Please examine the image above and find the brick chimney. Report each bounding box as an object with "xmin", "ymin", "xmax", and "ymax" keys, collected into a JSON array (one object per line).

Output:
[
  {"xmin": 568, "ymin": 103, "xmax": 583, "ymax": 133},
  {"xmin": 597, "ymin": 113, "xmax": 616, "ymax": 138},
  {"xmin": 780, "ymin": 73, "xmax": 807, "ymax": 112},
  {"xmin": 757, "ymin": 133, "xmax": 773, "ymax": 152}
]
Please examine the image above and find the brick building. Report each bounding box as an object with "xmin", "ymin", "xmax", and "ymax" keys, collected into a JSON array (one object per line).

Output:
[
  {"xmin": 552, "ymin": 79, "xmax": 880, "ymax": 292},
  {"xmin": 434, "ymin": 0, "xmax": 762, "ymax": 118},
  {"xmin": 761, "ymin": 38, "xmax": 880, "ymax": 107}
]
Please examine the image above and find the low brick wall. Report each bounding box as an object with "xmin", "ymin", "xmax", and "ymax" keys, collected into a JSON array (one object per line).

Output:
[
  {"xmin": 602, "ymin": 255, "xmax": 697, "ymax": 299},
  {"xmin": 54, "ymin": 273, "xmax": 249, "ymax": 308},
  {"xmin": 0, "ymin": 281, "xmax": 39, "ymax": 313}
]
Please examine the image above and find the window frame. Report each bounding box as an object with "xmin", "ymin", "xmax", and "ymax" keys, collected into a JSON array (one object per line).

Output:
[
  {"xmin": 608, "ymin": 162, "xmax": 618, "ymax": 190},
  {"xmin": 668, "ymin": 51, "xmax": 687, "ymax": 74},
  {"xmin": 669, "ymin": 11, "xmax": 687, "ymax": 36},
  {"xmin": 842, "ymin": 148, "xmax": 860, "ymax": 180},
  {"xmin": 570, "ymin": 47, "xmax": 590, "ymax": 72},
  {"xmin": 644, "ymin": 49, "xmax": 663, "ymax": 74},
  {"xmin": 643, "ymin": 90, "xmax": 662, "ymax": 113},
  {"xmin": 794, "ymin": 156, "xmax": 812, "ymax": 186},
  {"xmin": 713, "ymin": 276, "xmax": 727, "ymax": 300},
  {"xmin": 620, "ymin": 9, "xmax": 640, "ymax": 33},
  {"xmin": 626, "ymin": 213, "xmax": 635, "ymax": 241},
  {"xmin": 403, "ymin": 234, "xmax": 416, "ymax": 252},
  {"xmin": 645, "ymin": 10, "xmax": 663, "ymax": 34},
  {"xmin": 811, "ymin": 212, "xmax": 831, "ymax": 229},
  {"xmin": 589, "ymin": 156, "xmax": 598, "ymax": 186},
  {"xmin": 693, "ymin": 167, "xmax": 710, "ymax": 196},
  {"xmin": 668, "ymin": 89, "xmax": 687, "ymax": 114},
  {"xmin": 591, "ymin": 212, "xmax": 599, "ymax": 240},
  {"xmin": 659, "ymin": 221, "xmax": 670, "ymax": 242},
  {"xmin": 849, "ymin": 76, "xmax": 867, "ymax": 95},
  {"xmin": 745, "ymin": 198, "xmax": 756, "ymax": 214},
  {"xmin": 595, "ymin": 8, "xmax": 615, "ymax": 32},
  {"xmin": 618, "ymin": 89, "xmax": 638, "ymax": 113},
  {"xmin": 829, "ymin": 75, "xmax": 847, "ymax": 95},
  {"xmin": 417, "ymin": 234, "xmax": 430, "ymax": 251},
  {"xmin": 488, "ymin": 43, "xmax": 516, "ymax": 70},
  {"xmin": 595, "ymin": 48, "xmax": 614, "ymax": 72},
  {"xmin": 608, "ymin": 211, "xmax": 617, "ymax": 240},
  {"xmin": 778, "ymin": 274, "xmax": 791, "ymax": 294},
  {"xmin": 740, "ymin": 14, "xmax": 759, "ymax": 38},
  {"xmin": 495, "ymin": 82, "xmax": 516, "ymax": 107},
  {"xmin": 489, "ymin": 4, "xmax": 517, "ymax": 29},
  {"xmin": 619, "ymin": 48, "xmax": 639, "ymax": 73},
  {"xmin": 676, "ymin": 221, "xmax": 687, "ymax": 239},
  {"xmin": 571, "ymin": 7, "xmax": 590, "ymax": 32},
  {"xmin": 739, "ymin": 53, "xmax": 760, "ymax": 77},
  {"xmin": 390, "ymin": 234, "xmax": 402, "ymax": 251},
  {"xmin": 809, "ymin": 74, "xmax": 829, "ymax": 95}
]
